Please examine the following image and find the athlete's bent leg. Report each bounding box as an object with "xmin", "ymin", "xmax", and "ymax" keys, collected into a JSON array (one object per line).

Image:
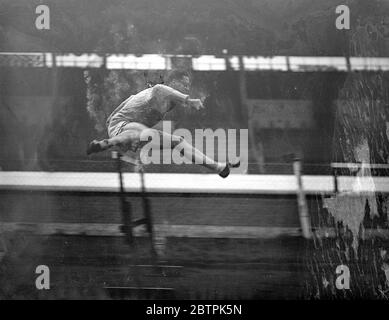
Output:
[{"xmin": 87, "ymin": 122, "xmax": 147, "ymax": 155}]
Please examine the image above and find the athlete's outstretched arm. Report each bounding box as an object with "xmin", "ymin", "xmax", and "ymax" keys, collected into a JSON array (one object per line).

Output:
[{"xmin": 151, "ymin": 84, "xmax": 204, "ymax": 113}]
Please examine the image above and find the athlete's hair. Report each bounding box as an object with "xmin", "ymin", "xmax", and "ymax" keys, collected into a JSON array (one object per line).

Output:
[
  {"xmin": 144, "ymin": 73, "xmax": 164, "ymax": 88},
  {"xmin": 166, "ymin": 69, "xmax": 191, "ymax": 84}
]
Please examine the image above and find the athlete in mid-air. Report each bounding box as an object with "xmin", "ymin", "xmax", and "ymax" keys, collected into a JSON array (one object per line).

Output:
[{"xmin": 87, "ymin": 70, "xmax": 239, "ymax": 178}]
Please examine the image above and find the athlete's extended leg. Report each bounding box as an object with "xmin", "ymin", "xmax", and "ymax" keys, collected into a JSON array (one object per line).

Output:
[
  {"xmin": 87, "ymin": 123, "xmax": 239, "ymax": 177},
  {"xmin": 141, "ymin": 128, "xmax": 240, "ymax": 177}
]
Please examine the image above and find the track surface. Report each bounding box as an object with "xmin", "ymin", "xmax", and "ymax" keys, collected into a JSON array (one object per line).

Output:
[
  {"xmin": 0, "ymin": 235, "xmax": 307, "ymax": 299},
  {"xmin": 1, "ymin": 190, "xmax": 388, "ymax": 299},
  {"xmin": 0, "ymin": 190, "xmax": 307, "ymax": 299}
]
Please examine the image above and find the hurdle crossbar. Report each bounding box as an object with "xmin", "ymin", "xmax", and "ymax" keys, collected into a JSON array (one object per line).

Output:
[
  {"xmin": 331, "ymin": 162, "xmax": 389, "ymax": 170},
  {"xmin": 0, "ymin": 172, "xmax": 388, "ymax": 194}
]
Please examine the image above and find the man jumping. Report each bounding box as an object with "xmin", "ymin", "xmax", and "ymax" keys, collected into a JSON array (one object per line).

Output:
[{"xmin": 87, "ymin": 70, "xmax": 239, "ymax": 178}]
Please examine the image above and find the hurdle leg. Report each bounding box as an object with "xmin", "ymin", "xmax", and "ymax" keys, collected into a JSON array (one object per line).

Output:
[
  {"xmin": 293, "ymin": 158, "xmax": 312, "ymax": 239},
  {"xmin": 113, "ymin": 151, "xmax": 159, "ymax": 257},
  {"xmin": 332, "ymin": 166, "xmax": 339, "ymax": 194},
  {"xmin": 112, "ymin": 151, "xmax": 134, "ymax": 244},
  {"xmin": 138, "ymin": 166, "xmax": 162, "ymax": 259}
]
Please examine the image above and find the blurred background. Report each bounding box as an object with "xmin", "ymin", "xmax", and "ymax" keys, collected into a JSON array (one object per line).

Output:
[
  {"xmin": 0, "ymin": 0, "xmax": 388, "ymax": 300},
  {"xmin": 0, "ymin": 0, "xmax": 387, "ymax": 174}
]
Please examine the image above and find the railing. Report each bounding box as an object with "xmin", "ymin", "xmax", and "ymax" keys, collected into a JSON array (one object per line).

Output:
[{"xmin": 1, "ymin": 52, "xmax": 389, "ymax": 72}]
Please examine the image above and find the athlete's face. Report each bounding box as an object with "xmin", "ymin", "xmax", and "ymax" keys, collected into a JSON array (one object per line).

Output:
[{"xmin": 169, "ymin": 75, "xmax": 191, "ymax": 94}]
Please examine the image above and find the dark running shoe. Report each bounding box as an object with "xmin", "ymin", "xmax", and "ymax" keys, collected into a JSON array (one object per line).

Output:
[
  {"xmin": 218, "ymin": 160, "xmax": 241, "ymax": 178},
  {"xmin": 87, "ymin": 140, "xmax": 103, "ymax": 155}
]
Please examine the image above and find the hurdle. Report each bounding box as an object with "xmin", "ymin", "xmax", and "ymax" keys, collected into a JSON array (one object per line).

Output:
[
  {"xmin": 1, "ymin": 163, "xmax": 389, "ymax": 299},
  {"xmin": 111, "ymin": 150, "xmax": 164, "ymax": 259},
  {"xmin": 108, "ymin": 151, "xmax": 174, "ymax": 298},
  {"xmin": 293, "ymin": 158, "xmax": 312, "ymax": 239},
  {"xmin": 1, "ymin": 169, "xmax": 389, "ymax": 241},
  {"xmin": 111, "ymin": 151, "xmax": 154, "ymax": 247}
]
